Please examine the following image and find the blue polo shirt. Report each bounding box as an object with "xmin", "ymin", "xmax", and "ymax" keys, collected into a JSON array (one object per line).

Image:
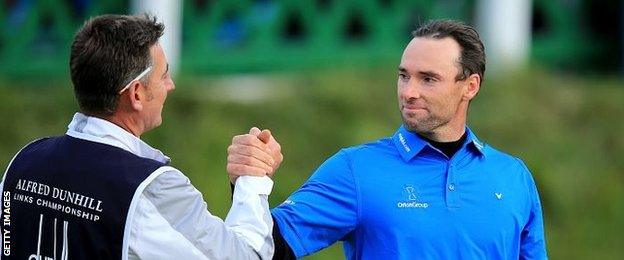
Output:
[{"xmin": 272, "ymin": 125, "xmax": 547, "ymax": 259}]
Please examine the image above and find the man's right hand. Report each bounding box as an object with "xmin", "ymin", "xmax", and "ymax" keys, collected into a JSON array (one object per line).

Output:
[{"xmin": 227, "ymin": 127, "xmax": 283, "ymax": 184}]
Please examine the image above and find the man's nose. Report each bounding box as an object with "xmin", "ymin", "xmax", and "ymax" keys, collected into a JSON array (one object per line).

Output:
[
  {"xmin": 167, "ymin": 80, "xmax": 175, "ymax": 92},
  {"xmin": 401, "ymin": 81, "xmax": 421, "ymax": 99}
]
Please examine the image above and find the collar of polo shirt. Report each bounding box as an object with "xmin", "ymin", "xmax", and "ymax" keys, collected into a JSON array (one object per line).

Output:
[{"xmin": 392, "ymin": 125, "xmax": 485, "ymax": 162}]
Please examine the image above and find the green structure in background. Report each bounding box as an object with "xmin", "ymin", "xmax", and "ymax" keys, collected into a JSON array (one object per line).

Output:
[
  {"xmin": 0, "ymin": 0, "xmax": 621, "ymax": 78},
  {"xmin": 0, "ymin": 0, "xmax": 128, "ymax": 77},
  {"xmin": 530, "ymin": 0, "xmax": 622, "ymax": 71},
  {"xmin": 181, "ymin": 0, "xmax": 473, "ymax": 74}
]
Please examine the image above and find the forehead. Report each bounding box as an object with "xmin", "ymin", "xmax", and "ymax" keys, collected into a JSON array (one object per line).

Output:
[{"xmin": 400, "ymin": 37, "xmax": 461, "ymax": 75}]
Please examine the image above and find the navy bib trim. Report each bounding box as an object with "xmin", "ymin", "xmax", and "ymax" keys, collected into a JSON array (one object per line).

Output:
[{"xmin": 120, "ymin": 165, "xmax": 176, "ymax": 260}]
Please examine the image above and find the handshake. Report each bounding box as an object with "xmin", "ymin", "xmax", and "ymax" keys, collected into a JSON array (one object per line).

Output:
[{"xmin": 226, "ymin": 127, "xmax": 284, "ymax": 183}]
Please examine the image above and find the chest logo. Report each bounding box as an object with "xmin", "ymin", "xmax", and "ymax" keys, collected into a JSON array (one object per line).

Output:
[
  {"xmin": 405, "ymin": 186, "xmax": 417, "ymax": 201},
  {"xmin": 495, "ymin": 192, "xmax": 503, "ymax": 200},
  {"xmin": 397, "ymin": 185, "xmax": 428, "ymax": 208}
]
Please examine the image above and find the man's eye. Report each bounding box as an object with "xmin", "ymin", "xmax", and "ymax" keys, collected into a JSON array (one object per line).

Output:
[
  {"xmin": 398, "ymin": 73, "xmax": 409, "ymax": 81},
  {"xmin": 423, "ymin": 77, "xmax": 436, "ymax": 83}
]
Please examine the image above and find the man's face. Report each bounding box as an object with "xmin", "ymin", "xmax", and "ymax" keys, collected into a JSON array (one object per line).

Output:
[
  {"xmin": 397, "ymin": 37, "xmax": 472, "ymax": 135},
  {"xmin": 142, "ymin": 43, "xmax": 175, "ymax": 131}
]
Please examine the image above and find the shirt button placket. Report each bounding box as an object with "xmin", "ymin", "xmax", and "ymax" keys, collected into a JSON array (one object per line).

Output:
[{"xmin": 445, "ymin": 163, "xmax": 460, "ymax": 208}]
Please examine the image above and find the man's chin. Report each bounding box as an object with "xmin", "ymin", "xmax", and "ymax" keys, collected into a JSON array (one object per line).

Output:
[
  {"xmin": 405, "ymin": 125, "xmax": 419, "ymax": 133},
  {"xmin": 401, "ymin": 119, "xmax": 421, "ymax": 132},
  {"xmin": 401, "ymin": 117, "xmax": 432, "ymax": 133},
  {"xmin": 146, "ymin": 118, "xmax": 163, "ymax": 132}
]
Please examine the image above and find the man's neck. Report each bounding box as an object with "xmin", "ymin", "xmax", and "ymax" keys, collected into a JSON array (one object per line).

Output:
[
  {"xmin": 97, "ymin": 114, "xmax": 144, "ymax": 137},
  {"xmin": 418, "ymin": 131, "xmax": 467, "ymax": 158},
  {"xmin": 418, "ymin": 122, "xmax": 466, "ymax": 142},
  {"xmin": 418, "ymin": 104, "xmax": 468, "ymax": 141}
]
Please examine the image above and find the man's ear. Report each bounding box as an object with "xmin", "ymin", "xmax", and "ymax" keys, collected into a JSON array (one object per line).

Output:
[
  {"xmin": 123, "ymin": 81, "xmax": 144, "ymax": 111},
  {"xmin": 463, "ymin": 74, "xmax": 481, "ymax": 101}
]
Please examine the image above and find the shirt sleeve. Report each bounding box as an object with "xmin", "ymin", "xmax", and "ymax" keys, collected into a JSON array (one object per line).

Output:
[
  {"xmin": 271, "ymin": 150, "xmax": 358, "ymax": 258},
  {"xmin": 127, "ymin": 168, "xmax": 274, "ymax": 260},
  {"xmin": 518, "ymin": 160, "xmax": 548, "ymax": 260}
]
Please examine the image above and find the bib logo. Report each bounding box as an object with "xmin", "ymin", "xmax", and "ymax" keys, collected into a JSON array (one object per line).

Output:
[
  {"xmin": 28, "ymin": 214, "xmax": 69, "ymax": 260},
  {"xmin": 397, "ymin": 185, "xmax": 428, "ymax": 208}
]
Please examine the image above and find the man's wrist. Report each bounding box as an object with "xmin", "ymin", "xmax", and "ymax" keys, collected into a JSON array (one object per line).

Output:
[{"xmin": 234, "ymin": 175, "xmax": 274, "ymax": 195}]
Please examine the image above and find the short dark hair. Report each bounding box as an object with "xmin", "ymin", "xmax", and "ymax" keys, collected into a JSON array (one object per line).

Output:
[
  {"xmin": 70, "ymin": 14, "xmax": 164, "ymax": 116},
  {"xmin": 412, "ymin": 19, "xmax": 486, "ymax": 83}
]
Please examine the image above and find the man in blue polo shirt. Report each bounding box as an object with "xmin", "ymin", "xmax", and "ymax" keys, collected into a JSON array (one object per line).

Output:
[{"xmin": 227, "ymin": 19, "xmax": 547, "ymax": 259}]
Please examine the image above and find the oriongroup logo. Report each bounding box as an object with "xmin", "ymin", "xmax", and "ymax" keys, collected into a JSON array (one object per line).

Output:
[
  {"xmin": 405, "ymin": 186, "xmax": 417, "ymax": 201},
  {"xmin": 397, "ymin": 185, "xmax": 428, "ymax": 209}
]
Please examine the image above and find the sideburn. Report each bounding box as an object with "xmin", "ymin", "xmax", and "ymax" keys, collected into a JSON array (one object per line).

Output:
[
  {"xmin": 146, "ymin": 90, "xmax": 154, "ymax": 101},
  {"xmin": 142, "ymin": 83, "xmax": 155, "ymax": 101}
]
